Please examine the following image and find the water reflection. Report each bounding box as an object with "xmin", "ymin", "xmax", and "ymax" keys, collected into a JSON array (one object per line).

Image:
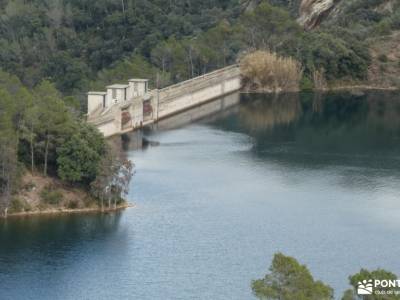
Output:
[
  {"xmin": 209, "ymin": 92, "xmax": 400, "ymax": 172},
  {"xmin": 366, "ymin": 91, "xmax": 400, "ymax": 130},
  {"xmin": 117, "ymin": 91, "xmax": 400, "ymax": 172},
  {"xmin": 116, "ymin": 93, "xmax": 241, "ymax": 152},
  {"xmin": 239, "ymin": 93, "xmax": 302, "ymax": 131},
  {"xmin": 154, "ymin": 92, "xmax": 240, "ymax": 131},
  {"xmin": 0, "ymin": 213, "xmax": 123, "ymax": 264}
]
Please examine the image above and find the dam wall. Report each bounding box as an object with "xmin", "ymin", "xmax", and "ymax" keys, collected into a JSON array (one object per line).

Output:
[
  {"xmin": 87, "ymin": 65, "xmax": 241, "ymax": 137},
  {"xmin": 154, "ymin": 65, "xmax": 241, "ymax": 120}
]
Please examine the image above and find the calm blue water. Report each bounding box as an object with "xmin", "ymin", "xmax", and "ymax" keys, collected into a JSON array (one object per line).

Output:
[{"xmin": 1, "ymin": 92, "xmax": 400, "ymax": 299}]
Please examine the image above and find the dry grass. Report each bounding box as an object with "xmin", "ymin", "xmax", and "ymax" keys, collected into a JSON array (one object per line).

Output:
[
  {"xmin": 240, "ymin": 50, "xmax": 303, "ymax": 92},
  {"xmin": 11, "ymin": 172, "xmax": 97, "ymax": 214}
]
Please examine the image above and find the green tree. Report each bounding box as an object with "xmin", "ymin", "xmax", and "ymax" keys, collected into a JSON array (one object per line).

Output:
[
  {"xmin": 252, "ymin": 253, "xmax": 333, "ymax": 300},
  {"xmin": 34, "ymin": 80, "xmax": 73, "ymax": 176},
  {"xmin": 239, "ymin": 2, "xmax": 300, "ymax": 50},
  {"xmin": 20, "ymin": 103, "xmax": 39, "ymax": 173},
  {"xmin": 57, "ymin": 123, "xmax": 106, "ymax": 184},
  {"xmin": 90, "ymin": 148, "xmax": 134, "ymax": 210}
]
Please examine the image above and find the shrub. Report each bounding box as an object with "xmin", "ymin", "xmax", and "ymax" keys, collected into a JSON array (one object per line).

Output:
[
  {"xmin": 300, "ymin": 76, "xmax": 314, "ymax": 91},
  {"xmin": 83, "ymin": 195, "xmax": 96, "ymax": 208},
  {"xmin": 40, "ymin": 185, "xmax": 63, "ymax": 205},
  {"xmin": 9, "ymin": 197, "xmax": 31, "ymax": 213},
  {"xmin": 373, "ymin": 19, "xmax": 392, "ymax": 36},
  {"xmin": 23, "ymin": 181, "xmax": 36, "ymax": 191},
  {"xmin": 240, "ymin": 50, "xmax": 302, "ymax": 92},
  {"xmin": 67, "ymin": 199, "xmax": 80, "ymax": 209},
  {"xmin": 378, "ymin": 54, "xmax": 389, "ymax": 62},
  {"xmin": 37, "ymin": 202, "xmax": 48, "ymax": 211}
]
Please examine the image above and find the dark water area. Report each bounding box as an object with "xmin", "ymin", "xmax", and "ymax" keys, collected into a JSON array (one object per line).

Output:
[{"xmin": 1, "ymin": 91, "xmax": 400, "ymax": 299}]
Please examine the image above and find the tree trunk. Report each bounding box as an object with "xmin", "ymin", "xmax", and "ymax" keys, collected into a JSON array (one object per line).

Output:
[
  {"xmin": 44, "ymin": 134, "xmax": 49, "ymax": 176},
  {"xmin": 121, "ymin": 0, "xmax": 125, "ymax": 15},
  {"xmin": 30, "ymin": 133, "xmax": 34, "ymax": 173},
  {"xmin": 189, "ymin": 47, "xmax": 194, "ymax": 78}
]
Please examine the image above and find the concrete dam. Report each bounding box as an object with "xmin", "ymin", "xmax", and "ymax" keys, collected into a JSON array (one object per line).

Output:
[{"xmin": 86, "ymin": 65, "xmax": 242, "ymax": 137}]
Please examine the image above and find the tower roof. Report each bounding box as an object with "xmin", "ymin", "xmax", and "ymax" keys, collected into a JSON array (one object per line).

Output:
[
  {"xmin": 128, "ymin": 78, "xmax": 149, "ymax": 82},
  {"xmin": 106, "ymin": 84, "xmax": 129, "ymax": 89}
]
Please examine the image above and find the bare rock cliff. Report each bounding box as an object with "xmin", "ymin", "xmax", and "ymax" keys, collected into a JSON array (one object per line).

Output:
[
  {"xmin": 241, "ymin": 0, "xmax": 261, "ymax": 12},
  {"xmin": 298, "ymin": 0, "xmax": 340, "ymax": 30}
]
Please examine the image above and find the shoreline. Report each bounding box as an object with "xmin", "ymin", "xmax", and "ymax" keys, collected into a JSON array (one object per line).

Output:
[
  {"xmin": 2, "ymin": 203, "xmax": 134, "ymax": 219},
  {"xmin": 241, "ymin": 85, "xmax": 399, "ymax": 94},
  {"xmin": 325, "ymin": 85, "xmax": 399, "ymax": 92}
]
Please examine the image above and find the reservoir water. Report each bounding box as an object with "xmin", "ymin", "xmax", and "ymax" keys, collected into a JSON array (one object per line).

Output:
[{"xmin": 1, "ymin": 91, "xmax": 400, "ymax": 299}]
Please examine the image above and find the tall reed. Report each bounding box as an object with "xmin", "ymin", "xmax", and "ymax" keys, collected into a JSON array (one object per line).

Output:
[{"xmin": 240, "ymin": 50, "xmax": 303, "ymax": 92}]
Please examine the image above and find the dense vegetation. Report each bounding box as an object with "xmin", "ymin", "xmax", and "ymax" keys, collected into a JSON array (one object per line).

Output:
[
  {"xmin": 253, "ymin": 253, "xmax": 400, "ymax": 300},
  {"xmin": 0, "ymin": 71, "xmax": 132, "ymax": 216},
  {"xmin": 0, "ymin": 0, "xmax": 399, "ymax": 100},
  {"xmin": 0, "ymin": 0, "xmax": 241, "ymax": 95}
]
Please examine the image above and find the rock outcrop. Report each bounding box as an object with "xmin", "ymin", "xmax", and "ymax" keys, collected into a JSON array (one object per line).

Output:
[
  {"xmin": 241, "ymin": 0, "xmax": 261, "ymax": 12},
  {"xmin": 374, "ymin": 0, "xmax": 396, "ymax": 13},
  {"xmin": 298, "ymin": 0, "xmax": 340, "ymax": 30}
]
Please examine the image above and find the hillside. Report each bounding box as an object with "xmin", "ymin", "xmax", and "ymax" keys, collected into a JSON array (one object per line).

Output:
[
  {"xmin": 0, "ymin": 0, "xmax": 240, "ymax": 94},
  {"xmin": 252, "ymin": 0, "xmax": 400, "ymax": 89},
  {"xmin": 368, "ymin": 31, "xmax": 400, "ymax": 88},
  {"xmin": 299, "ymin": 0, "xmax": 400, "ymax": 88},
  {"xmin": 0, "ymin": 0, "xmax": 399, "ymax": 98}
]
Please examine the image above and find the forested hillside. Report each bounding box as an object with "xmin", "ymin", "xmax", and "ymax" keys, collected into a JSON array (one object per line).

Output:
[
  {"xmin": 100, "ymin": 0, "xmax": 400, "ymax": 90},
  {"xmin": 1, "ymin": 0, "xmax": 399, "ymax": 97},
  {"xmin": 0, "ymin": 0, "xmax": 240, "ymax": 95}
]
